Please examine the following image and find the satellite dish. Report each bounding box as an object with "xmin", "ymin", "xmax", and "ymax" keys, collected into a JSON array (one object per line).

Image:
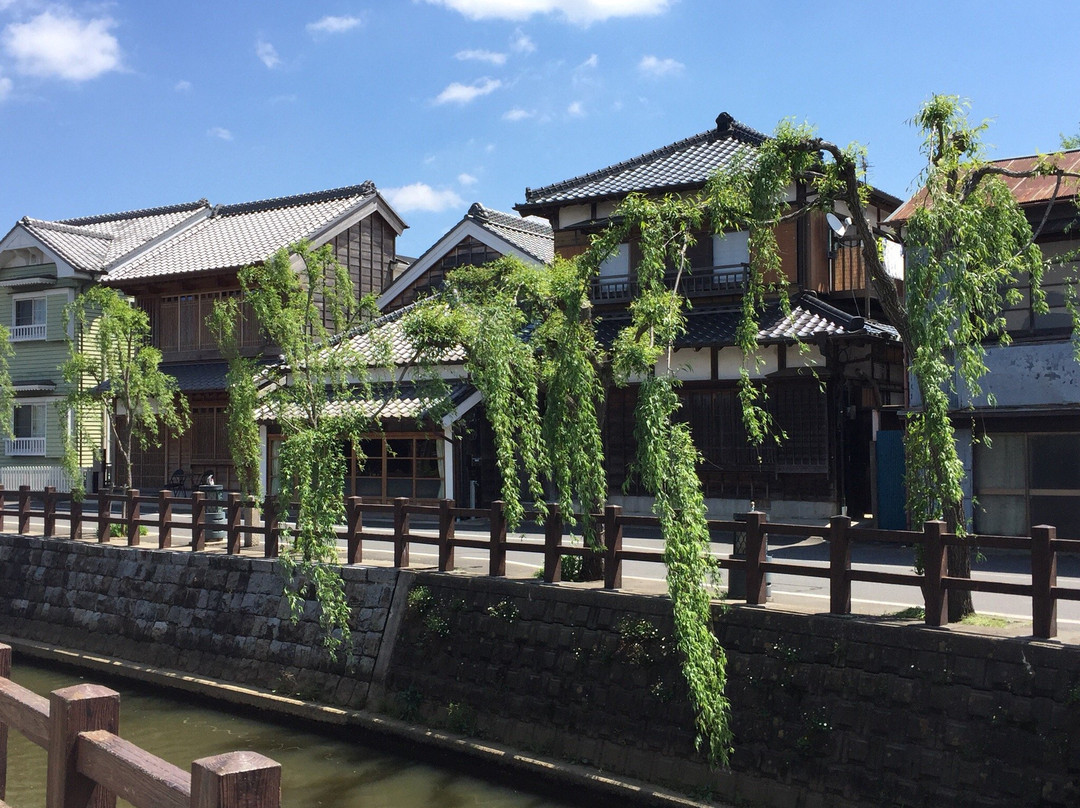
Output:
[{"xmin": 826, "ymin": 212, "xmax": 852, "ymax": 238}]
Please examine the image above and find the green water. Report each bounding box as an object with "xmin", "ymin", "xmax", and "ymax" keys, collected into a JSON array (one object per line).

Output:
[{"xmin": 6, "ymin": 663, "xmax": 566, "ymax": 808}]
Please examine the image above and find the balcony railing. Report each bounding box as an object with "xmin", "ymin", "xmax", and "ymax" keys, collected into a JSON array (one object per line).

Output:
[
  {"xmin": 10, "ymin": 323, "xmax": 47, "ymax": 341},
  {"xmin": 590, "ymin": 263, "xmax": 749, "ymax": 303},
  {"xmin": 5, "ymin": 437, "xmax": 46, "ymax": 456}
]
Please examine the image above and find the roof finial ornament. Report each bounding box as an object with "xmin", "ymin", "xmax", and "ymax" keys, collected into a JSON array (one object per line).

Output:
[{"xmin": 715, "ymin": 112, "xmax": 734, "ymax": 133}]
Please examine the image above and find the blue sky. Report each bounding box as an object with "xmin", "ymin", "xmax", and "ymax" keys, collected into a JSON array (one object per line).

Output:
[{"xmin": 1, "ymin": 0, "xmax": 1077, "ymax": 259}]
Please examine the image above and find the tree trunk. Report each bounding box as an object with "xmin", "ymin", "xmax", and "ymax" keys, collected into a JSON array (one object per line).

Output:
[{"xmin": 945, "ymin": 502, "xmax": 974, "ymax": 621}]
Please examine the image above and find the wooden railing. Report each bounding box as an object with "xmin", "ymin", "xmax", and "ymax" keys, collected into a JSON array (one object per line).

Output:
[
  {"xmin": 0, "ymin": 643, "xmax": 280, "ymax": 808},
  {"xmin": 4, "ymin": 485, "xmax": 1079, "ymax": 642}
]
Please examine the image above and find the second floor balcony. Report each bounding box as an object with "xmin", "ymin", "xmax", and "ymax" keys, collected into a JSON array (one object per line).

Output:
[
  {"xmin": 590, "ymin": 263, "xmax": 749, "ymax": 303},
  {"xmin": 5, "ymin": 437, "xmax": 46, "ymax": 456},
  {"xmin": 10, "ymin": 323, "xmax": 47, "ymax": 341}
]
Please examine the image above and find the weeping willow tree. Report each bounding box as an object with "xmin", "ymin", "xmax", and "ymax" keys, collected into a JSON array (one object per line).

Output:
[{"xmin": 212, "ymin": 241, "xmax": 388, "ymax": 655}]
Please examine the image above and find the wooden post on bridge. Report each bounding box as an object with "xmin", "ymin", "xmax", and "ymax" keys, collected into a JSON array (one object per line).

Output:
[
  {"xmin": 0, "ymin": 643, "xmax": 9, "ymax": 801},
  {"xmin": 97, "ymin": 492, "xmax": 111, "ymax": 543},
  {"xmin": 346, "ymin": 497, "xmax": 362, "ymax": 564},
  {"xmin": 126, "ymin": 489, "xmax": 140, "ymax": 546},
  {"xmin": 1032, "ymin": 524, "xmax": 1058, "ymax": 639},
  {"xmin": 18, "ymin": 485, "xmax": 30, "ymax": 535},
  {"xmin": 393, "ymin": 497, "xmax": 410, "ymax": 568},
  {"xmin": 829, "ymin": 514, "xmax": 852, "ymax": 614},
  {"xmin": 226, "ymin": 493, "xmax": 242, "ymax": 554},
  {"xmin": 44, "ymin": 486, "xmax": 57, "ymax": 537},
  {"xmin": 263, "ymin": 497, "xmax": 279, "ymax": 559},
  {"xmin": 543, "ymin": 503, "xmax": 562, "ymax": 583},
  {"xmin": 923, "ymin": 520, "xmax": 949, "ymax": 627},
  {"xmin": 191, "ymin": 751, "xmax": 281, "ymax": 808},
  {"xmin": 158, "ymin": 491, "xmax": 172, "ymax": 548},
  {"xmin": 489, "ymin": 500, "xmax": 506, "ymax": 577},
  {"xmin": 46, "ymin": 684, "xmax": 120, "ymax": 808},
  {"xmin": 192, "ymin": 491, "xmax": 206, "ymax": 552},
  {"xmin": 70, "ymin": 497, "xmax": 83, "ymax": 542},
  {"xmin": 604, "ymin": 504, "xmax": 622, "ymax": 590},
  {"xmin": 438, "ymin": 498, "xmax": 455, "ymax": 572},
  {"xmin": 744, "ymin": 510, "xmax": 767, "ymax": 605}
]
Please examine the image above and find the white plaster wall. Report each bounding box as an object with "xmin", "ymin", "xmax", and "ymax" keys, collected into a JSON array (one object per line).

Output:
[{"xmin": 557, "ymin": 204, "xmax": 592, "ymax": 228}]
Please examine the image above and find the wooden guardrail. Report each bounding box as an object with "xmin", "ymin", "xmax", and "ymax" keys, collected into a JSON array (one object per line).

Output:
[
  {"xmin": 0, "ymin": 643, "xmax": 280, "ymax": 808},
  {"xmin": 4, "ymin": 485, "xmax": 1079, "ymax": 642}
]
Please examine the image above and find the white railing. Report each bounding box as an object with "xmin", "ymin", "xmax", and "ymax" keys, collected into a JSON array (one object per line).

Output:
[
  {"xmin": 0, "ymin": 464, "xmax": 77, "ymax": 492},
  {"xmin": 10, "ymin": 323, "xmax": 47, "ymax": 341},
  {"xmin": 4, "ymin": 437, "xmax": 46, "ymax": 456}
]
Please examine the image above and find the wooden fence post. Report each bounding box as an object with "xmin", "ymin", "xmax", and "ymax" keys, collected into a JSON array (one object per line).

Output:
[
  {"xmin": 44, "ymin": 486, "xmax": 57, "ymax": 537},
  {"xmin": 97, "ymin": 492, "xmax": 111, "ymax": 543},
  {"xmin": 346, "ymin": 497, "xmax": 363, "ymax": 565},
  {"xmin": 923, "ymin": 520, "xmax": 948, "ymax": 627},
  {"xmin": 46, "ymin": 684, "xmax": 120, "ymax": 808},
  {"xmin": 0, "ymin": 643, "xmax": 9, "ymax": 801},
  {"xmin": 18, "ymin": 485, "xmax": 30, "ymax": 534},
  {"xmin": 744, "ymin": 510, "xmax": 767, "ymax": 605},
  {"xmin": 263, "ymin": 497, "xmax": 279, "ymax": 559},
  {"xmin": 393, "ymin": 498, "xmax": 410, "ymax": 568},
  {"xmin": 543, "ymin": 503, "xmax": 562, "ymax": 583},
  {"xmin": 191, "ymin": 491, "xmax": 206, "ymax": 552},
  {"xmin": 158, "ymin": 491, "xmax": 172, "ymax": 549},
  {"xmin": 191, "ymin": 751, "xmax": 281, "ymax": 808},
  {"xmin": 438, "ymin": 499, "xmax": 455, "ymax": 572},
  {"xmin": 226, "ymin": 493, "xmax": 242, "ymax": 554},
  {"xmin": 829, "ymin": 514, "xmax": 852, "ymax": 614},
  {"xmin": 70, "ymin": 498, "xmax": 83, "ymax": 542},
  {"xmin": 604, "ymin": 505, "xmax": 623, "ymax": 590},
  {"xmin": 126, "ymin": 489, "xmax": 140, "ymax": 546},
  {"xmin": 489, "ymin": 500, "xmax": 507, "ymax": 577},
  {"xmin": 1032, "ymin": 524, "xmax": 1058, "ymax": 639}
]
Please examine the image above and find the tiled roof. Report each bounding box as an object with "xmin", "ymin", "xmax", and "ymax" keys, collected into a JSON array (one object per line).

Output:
[
  {"xmin": 337, "ymin": 304, "xmax": 466, "ymax": 366},
  {"xmin": 162, "ymin": 361, "xmax": 230, "ymax": 393},
  {"xmin": 106, "ymin": 183, "xmax": 381, "ymax": 282},
  {"xmin": 890, "ymin": 149, "xmax": 1080, "ymax": 223},
  {"xmin": 465, "ymin": 203, "xmax": 554, "ymax": 263},
  {"xmin": 18, "ymin": 201, "xmax": 208, "ymax": 273},
  {"xmin": 256, "ymin": 381, "xmax": 473, "ymax": 423},
  {"xmin": 594, "ymin": 293, "xmax": 898, "ymax": 348},
  {"xmin": 517, "ymin": 113, "xmax": 766, "ymax": 212}
]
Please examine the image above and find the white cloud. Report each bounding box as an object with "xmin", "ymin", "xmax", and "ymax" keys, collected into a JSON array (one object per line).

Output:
[
  {"xmin": 434, "ymin": 76, "xmax": 501, "ymax": 105},
  {"xmin": 455, "ymin": 48, "xmax": 506, "ymax": 65},
  {"xmin": 207, "ymin": 127, "xmax": 233, "ymax": 141},
  {"xmin": 579, "ymin": 53, "xmax": 598, "ymax": 69},
  {"xmin": 384, "ymin": 183, "xmax": 464, "ymax": 213},
  {"xmin": 425, "ymin": 0, "xmax": 670, "ymax": 25},
  {"xmin": 638, "ymin": 54, "xmax": 684, "ymax": 77},
  {"xmin": 502, "ymin": 107, "xmax": 534, "ymax": 122},
  {"xmin": 174, "ymin": 79, "xmax": 192, "ymax": 92},
  {"xmin": 0, "ymin": 75, "xmax": 11, "ymax": 100},
  {"xmin": 567, "ymin": 100, "xmax": 584, "ymax": 116},
  {"xmin": 256, "ymin": 40, "xmax": 280, "ymax": 68},
  {"xmin": 307, "ymin": 15, "xmax": 362, "ymax": 34},
  {"xmin": 458, "ymin": 173, "xmax": 478, "ymax": 186},
  {"xmin": 510, "ymin": 27, "xmax": 535, "ymax": 53},
  {"xmin": 2, "ymin": 11, "xmax": 121, "ymax": 81}
]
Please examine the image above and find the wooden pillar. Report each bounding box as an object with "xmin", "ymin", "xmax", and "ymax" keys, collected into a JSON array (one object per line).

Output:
[
  {"xmin": 438, "ymin": 499, "xmax": 455, "ymax": 572},
  {"xmin": 191, "ymin": 492, "xmax": 206, "ymax": 552},
  {"xmin": 46, "ymin": 684, "xmax": 120, "ymax": 808},
  {"xmin": 744, "ymin": 511, "xmax": 767, "ymax": 605},
  {"xmin": 70, "ymin": 498, "xmax": 83, "ymax": 542},
  {"xmin": 923, "ymin": 520, "xmax": 948, "ymax": 627},
  {"xmin": 44, "ymin": 486, "xmax": 57, "ymax": 537},
  {"xmin": 346, "ymin": 497, "xmax": 362, "ymax": 565},
  {"xmin": 543, "ymin": 503, "xmax": 562, "ymax": 583},
  {"xmin": 97, "ymin": 493, "xmax": 111, "ymax": 543},
  {"xmin": 489, "ymin": 500, "xmax": 506, "ymax": 577},
  {"xmin": 226, "ymin": 493, "xmax": 242, "ymax": 555},
  {"xmin": 263, "ymin": 498, "xmax": 279, "ymax": 559},
  {"xmin": 18, "ymin": 485, "xmax": 30, "ymax": 534},
  {"xmin": 393, "ymin": 498, "xmax": 409, "ymax": 568},
  {"xmin": 829, "ymin": 514, "xmax": 852, "ymax": 614},
  {"xmin": 126, "ymin": 489, "xmax": 140, "ymax": 547},
  {"xmin": 191, "ymin": 751, "xmax": 281, "ymax": 808},
  {"xmin": 158, "ymin": 491, "xmax": 172, "ymax": 549},
  {"xmin": 1032, "ymin": 524, "xmax": 1058, "ymax": 639},
  {"xmin": 604, "ymin": 505, "xmax": 623, "ymax": 590}
]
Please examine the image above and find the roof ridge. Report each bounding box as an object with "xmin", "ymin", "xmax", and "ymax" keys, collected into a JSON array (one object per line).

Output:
[
  {"xmin": 990, "ymin": 147, "xmax": 1080, "ymax": 165},
  {"xmin": 468, "ymin": 203, "xmax": 552, "ymax": 235},
  {"xmin": 21, "ymin": 217, "xmax": 114, "ymax": 241},
  {"xmin": 523, "ymin": 113, "xmax": 766, "ymax": 203},
  {"xmin": 59, "ymin": 199, "xmax": 209, "ymax": 226},
  {"xmin": 215, "ymin": 182, "xmax": 377, "ymax": 217}
]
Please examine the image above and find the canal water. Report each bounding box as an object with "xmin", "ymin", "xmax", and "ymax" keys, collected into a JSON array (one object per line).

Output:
[{"xmin": 7, "ymin": 662, "xmax": 569, "ymax": 808}]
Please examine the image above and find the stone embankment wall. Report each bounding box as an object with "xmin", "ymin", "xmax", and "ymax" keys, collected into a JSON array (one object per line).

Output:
[{"xmin": 1, "ymin": 533, "xmax": 1079, "ymax": 808}]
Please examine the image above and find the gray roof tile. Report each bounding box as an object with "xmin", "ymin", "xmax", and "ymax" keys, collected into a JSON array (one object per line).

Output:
[
  {"xmin": 105, "ymin": 183, "xmax": 381, "ymax": 282},
  {"xmin": 518, "ymin": 113, "xmax": 766, "ymax": 212},
  {"xmin": 465, "ymin": 203, "xmax": 553, "ymax": 263}
]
